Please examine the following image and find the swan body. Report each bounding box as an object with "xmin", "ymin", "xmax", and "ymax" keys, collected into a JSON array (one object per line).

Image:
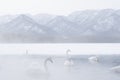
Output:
[
  {"xmin": 88, "ymin": 56, "xmax": 99, "ymax": 64},
  {"xmin": 64, "ymin": 59, "xmax": 74, "ymax": 66},
  {"xmin": 64, "ymin": 49, "xmax": 74, "ymax": 66},
  {"xmin": 110, "ymin": 65, "xmax": 120, "ymax": 73},
  {"xmin": 26, "ymin": 57, "xmax": 53, "ymax": 79}
]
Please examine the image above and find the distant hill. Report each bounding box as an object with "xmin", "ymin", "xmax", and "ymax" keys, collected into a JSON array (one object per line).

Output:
[{"xmin": 0, "ymin": 9, "xmax": 120, "ymax": 43}]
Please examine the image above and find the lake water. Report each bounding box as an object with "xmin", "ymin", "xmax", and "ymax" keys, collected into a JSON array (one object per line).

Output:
[
  {"xmin": 0, "ymin": 55, "xmax": 119, "ymax": 80},
  {"xmin": 0, "ymin": 43, "xmax": 120, "ymax": 80}
]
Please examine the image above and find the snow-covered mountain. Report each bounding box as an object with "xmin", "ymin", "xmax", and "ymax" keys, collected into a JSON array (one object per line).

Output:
[
  {"xmin": 1, "ymin": 15, "xmax": 56, "ymax": 34},
  {"xmin": 68, "ymin": 9, "xmax": 120, "ymax": 36},
  {"xmin": 32, "ymin": 14, "xmax": 56, "ymax": 25},
  {"xmin": 47, "ymin": 16, "xmax": 83, "ymax": 37},
  {"xmin": 0, "ymin": 15, "xmax": 56, "ymax": 42},
  {"xmin": 0, "ymin": 9, "xmax": 120, "ymax": 42},
  {"xmin": 0, "ymin": 15, "xmax": 17, "ymax": 25}
]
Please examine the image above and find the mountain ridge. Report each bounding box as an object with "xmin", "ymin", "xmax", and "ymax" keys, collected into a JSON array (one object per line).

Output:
[{"xmin": 0, "ymin": 9, "xmax": 120, "ymax": 42}]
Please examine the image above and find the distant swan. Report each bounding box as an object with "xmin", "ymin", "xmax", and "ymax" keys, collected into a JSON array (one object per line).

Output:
[
  {"xmin": 88, "ymin": 56, "xmax": 99, "ymax": 64},
  {"xmin": 110, "ymin": 65, "xmax": 120, "ymax": 73},
  {"xmin": 26, "ymin": 57, "xmax": 53, "ymax": 79},
  {"xmin": 26, "ymin": 50, "xmax": 28, "ymax": 55},
  {"xmin": 64, "ymin": 49, "xmax": 74, "ymax": 66}
]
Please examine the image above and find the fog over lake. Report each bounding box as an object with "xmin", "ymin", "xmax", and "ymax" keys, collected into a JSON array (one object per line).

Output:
[
  {"xmin": 0, "ymin": 44, "xmax": 119, "ymax": 80},
  {"xmin": 0, "ymin": 43, "xmax": 120, "ymax": 55}
]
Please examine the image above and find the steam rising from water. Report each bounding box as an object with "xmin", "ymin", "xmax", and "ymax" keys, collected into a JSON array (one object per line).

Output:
[{"xmin": 0, "ymin": 55, "xmax": 119, "ymax": 80}]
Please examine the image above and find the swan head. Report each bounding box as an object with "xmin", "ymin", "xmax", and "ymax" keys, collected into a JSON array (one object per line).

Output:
[
  {"xmin": 66, "ymin": 49, "xmax": 71, "ymax": 53},
  {"xmin": 45, "ymin": 57, "xmax": 53, "ymax": 63}
]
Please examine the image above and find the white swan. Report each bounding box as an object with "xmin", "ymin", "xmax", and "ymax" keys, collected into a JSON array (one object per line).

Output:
[
  {"xmin": 26, "ymin": 57, "xmax": 53, "ymax": 79},
  {"xmin": 110, "ymin": 65, "xmax": 120, "ymax": 73},
  {"xmin": 88, "ymin": 55, "xmax": 99, "ymax": 64},
  {"xmin": 64, "ymin": 49, "xmax": 74, "ymax": 66}
]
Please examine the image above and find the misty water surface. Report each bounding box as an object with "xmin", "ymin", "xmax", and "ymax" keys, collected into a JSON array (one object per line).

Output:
[{"xmin": 0, "ymin": 55, "xmax": 119, "ymax": 80}]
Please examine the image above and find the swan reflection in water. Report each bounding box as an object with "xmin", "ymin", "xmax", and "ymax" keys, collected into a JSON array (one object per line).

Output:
[{"xmin": 26, "ymin": 57, "xmax": 53, "ymax": 79}]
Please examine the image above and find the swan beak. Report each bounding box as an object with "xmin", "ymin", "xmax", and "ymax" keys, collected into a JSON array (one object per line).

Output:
[
  {"xmin": 48, "ymin": 57, "xmax": 53, "ymax": 63},
  {"xmin": 50, "ymin": 59, "xmax": 53, "ymax": 63},
  {"xmin": 47, "ymin": 57, "xmax": 53, "ymax": 63}
]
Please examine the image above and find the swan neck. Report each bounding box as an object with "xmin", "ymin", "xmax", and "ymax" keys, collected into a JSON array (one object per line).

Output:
[
  {"xmin": 26, "ymin": 50, "xmax": 28, "ymax": 55},
  {"xmin": 44, "ymin": 58, "xmax": 52, "ymax": 72},
  {"xmin": 66, "ymin": 51, "xmax": 70, "ymax": 59},
  {"xmin": 44, "ymin": 59, "xmax": 48, "ymax": 72}
]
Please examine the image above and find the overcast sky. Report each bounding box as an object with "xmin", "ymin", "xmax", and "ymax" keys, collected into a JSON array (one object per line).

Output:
[{"xmin": 0, "ymin": 0, "xmax": 119, "ymax": 15}]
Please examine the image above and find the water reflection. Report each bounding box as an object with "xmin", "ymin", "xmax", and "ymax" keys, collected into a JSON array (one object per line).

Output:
[{"xmin": 0, "ymin": 55, "xmax": 119, "ymax": 80}]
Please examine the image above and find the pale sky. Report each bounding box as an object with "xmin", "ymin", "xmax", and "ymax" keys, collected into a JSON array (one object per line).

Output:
[{"xmin": 0, "ymin": 0, "xmax": 119, "ymax": 15}]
